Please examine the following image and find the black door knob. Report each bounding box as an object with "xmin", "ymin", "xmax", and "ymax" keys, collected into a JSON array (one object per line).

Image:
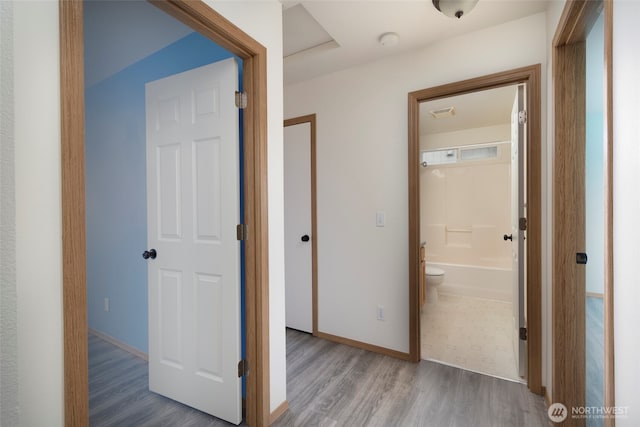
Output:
[
  {"xmin": 142, "ymin": 249, "xmax": 157, "ymax": 260},
  {"xmin": 503, "ymin": 234, "xmax": 513, "ymax": 241},
  {"xmin": 576, "ymin": 252, "xmax": 588, "ymax": 264},
  {"xmin": 301, "ymin": 235, "xmax": 310, "ymax": 242}
]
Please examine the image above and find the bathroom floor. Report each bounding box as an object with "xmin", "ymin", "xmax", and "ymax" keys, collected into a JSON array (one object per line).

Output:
[{"xmin": 420, "ymin": 293, "xmax": 522, "ymax": 383}]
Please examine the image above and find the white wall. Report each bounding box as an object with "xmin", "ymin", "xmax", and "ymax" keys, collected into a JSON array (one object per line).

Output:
[
  {"xmin": 613, "ymin": 1, "xmax": 640, "ymax": 424},
  {"xmin": 0, "ymin": 2, "xmax": 19, "ymax": 425},
  {"xmin": 420, "ymin": 141, "xmax": 512, "ymax": 267},
  {"xmin": 5, "ymin": 0, "xmax": 286, "ymax": 424},
  {"xmin": 420, "ymin": 124, "xmax": 510, "ymax": 150},
  {"xmin": 13, "ymin": 2, "xmax": 64, "ymax": 425},
  {"xmin": 285, "ymin": 12, "xmax": 549, "ymax": 354},
  {"xmin": 206, "ymin": 0, "xmax": 287, "ymax": 411}
]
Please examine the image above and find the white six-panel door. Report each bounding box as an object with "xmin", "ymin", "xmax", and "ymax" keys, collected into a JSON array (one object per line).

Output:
[
  {"xmin": 145, "ymin": 58, "xmax": 241, "ymax": 424},
  {"xmin": 284, "ymin": 122, "xmax": 313, "ymax": 333},
  {"xmin": 510, "ymin": 84, "xmax": 527, "ymax": 379}
]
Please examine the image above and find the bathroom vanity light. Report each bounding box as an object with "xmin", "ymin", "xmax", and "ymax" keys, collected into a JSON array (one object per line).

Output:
[{"xmin": 432, "ymin": 0, "xmax": 479, "ymax": 19}]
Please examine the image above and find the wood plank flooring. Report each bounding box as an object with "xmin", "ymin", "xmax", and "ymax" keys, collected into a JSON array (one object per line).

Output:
[
  {"xmin": 89, "ymin": 333, "xmax": 233, "ymax": 426},
  {"xmin": 89, "ymin": 329, "xmax": 550, "ymax": 426},
  {"xmin": 273, "ymin": 329, "xmax": 549, "ymax": 427},
  {"xmin": 585, "ymin": 296, "xmax": 604, "ymax": 425}
]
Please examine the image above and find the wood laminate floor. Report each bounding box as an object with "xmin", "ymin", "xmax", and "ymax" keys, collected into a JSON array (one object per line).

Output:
[
  {"xmin": 89, "ymin": 329, "xmax": 550, "ymax": 426},
  {"xmin": 274, "ymin": 329, "xmax": 549, "ymax": 427},
  {"xmin": 89, "ymin": 333, "xmax": 234, "ymax": 426},
  {"xmin": 586, "ymin": 296, "xmax": 604, "ymax": 427}
]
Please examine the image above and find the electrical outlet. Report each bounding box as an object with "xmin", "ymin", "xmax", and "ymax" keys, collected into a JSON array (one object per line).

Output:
[
  {"xmin": 104, "ymin": 298, "xmax": 110, "ymax": 312},
  {"xmin": 376, "ymin": 305, "xmax": 384, "ymax": 321}
]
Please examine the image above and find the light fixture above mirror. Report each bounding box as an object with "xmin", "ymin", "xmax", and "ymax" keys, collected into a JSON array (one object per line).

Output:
[{"xmin": 432, "ymin": 0, "xmax": 479, "ymax": 19}]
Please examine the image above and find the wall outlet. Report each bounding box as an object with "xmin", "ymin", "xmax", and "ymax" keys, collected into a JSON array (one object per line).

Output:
[
  {"xmin": 104, "ymin": 298, "xmax": 110, "ymax": 312},
  {"xmin": 376, "ymin": 305, "xmax": 384, "ymax": 321},
  {"xmin": 376, "ymin": 211, "xmax": 385, "ymax": 227}
]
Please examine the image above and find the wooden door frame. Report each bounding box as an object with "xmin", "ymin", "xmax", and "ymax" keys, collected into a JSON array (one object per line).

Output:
[
  {"xmin": 407, "ymin": 65, "xmax": 543, "ymax": 395},
  {"xmin": 284, "ymin": 114, "xmax": 319, "ymax": 335},
  {"xmin": 552, "ymin": 0, "xmax": 614, "ymax": 424},
  {"xmin": 59, "ymin": 1, "xmax": 270, "ymax": 426}
]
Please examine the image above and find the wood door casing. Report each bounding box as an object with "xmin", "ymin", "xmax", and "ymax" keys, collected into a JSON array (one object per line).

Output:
[
  {"xmin": 408, "ymin": 65, "xmax": 543, "ymax": 395},
  {"xmin": 552, "ymin": 1, "xmax": 615, "ymax": 425},
  {"xmin": 284, "ymin": 114, "xmax": 318, "ymax": 335},
  {"xmin": 552, "ymin": 40, "xmax": 587, "ymax": 419},
  {"xmin": 283, "ymin": 118, "xmax": 314, "ymax": 333},
  {"xmin": 59, "ymin": 1, "xmax": 271, "ymax": 425}
]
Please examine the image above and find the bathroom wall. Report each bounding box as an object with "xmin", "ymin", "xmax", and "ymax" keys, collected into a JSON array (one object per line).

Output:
[
  {"xmin": 85, "ymin": 32, "xmax": 239, "ymax": 353},
  {"xmin": 420, "ymin": 126, "xmax": 512, "ymax": 268},
  {"xmin": 420, "ymin": 124, "xmax": 510, "ymax": 151}
]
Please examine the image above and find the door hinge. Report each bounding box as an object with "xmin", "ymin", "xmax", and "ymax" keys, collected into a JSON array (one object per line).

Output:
[
  {"xmin": 238, "ymin": 359, "xmax": 249, "ymax": 377},
  {"xmin": 235, "ymin": 91, "xmax": 247, "ymax": 109},
  {"xmin": 519, "ymin": 217, "xmax": 527, "ymax": 231},
  {"xmin": 236, "ymin": 224, "xmax": 248, "ymax": 241},
  {"xmin": 519, "ymin": 327, "xmax": 528, "ymax": 341},
  {"xmin": 518, "ymin": 110, "xmax": 527, "ymax": 125}
]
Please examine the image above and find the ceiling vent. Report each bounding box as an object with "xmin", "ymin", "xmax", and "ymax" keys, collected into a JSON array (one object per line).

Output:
[{"xmin": 429, "ymin": 107, "xmax": 456, "ymax": 119}]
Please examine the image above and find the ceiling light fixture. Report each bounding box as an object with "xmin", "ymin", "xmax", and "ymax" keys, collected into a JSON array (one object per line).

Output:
[
  {"xmin": 378, "ymin": 32, "xmax": 400, "ymax": 47},
  {"xmin": 432, "ymin": 0, "xmax": 479, "ymax": 19}
]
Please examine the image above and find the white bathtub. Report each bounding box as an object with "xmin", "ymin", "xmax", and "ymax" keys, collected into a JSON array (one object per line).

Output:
[{"xmin": 427, "ymin": 261, "xmax": 513, "ymax": 302}]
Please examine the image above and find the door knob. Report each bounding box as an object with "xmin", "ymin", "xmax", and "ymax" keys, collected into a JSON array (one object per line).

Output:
[
  {"xmin": 503, "ymin": 234, "xmax": 513, "ymax": 241},
  {"xmin": 576, "ymin": 252, "xmax": 588, "ymax": 264},
  {"xmin": 142, "ymin": 249, "xmax": 157, "ymax": 260},
  {"xmin": 301, "ymin": 235, "xmax": 310, "ymax": 242}
]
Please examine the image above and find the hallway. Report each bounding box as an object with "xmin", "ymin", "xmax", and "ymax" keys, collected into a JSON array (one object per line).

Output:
[{"xmin": 89, "ymin": 329, "xmax": 549, "ymax": 426}]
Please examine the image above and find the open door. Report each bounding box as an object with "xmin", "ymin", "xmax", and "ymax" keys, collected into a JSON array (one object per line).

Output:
[
  {"xmin": 283, "ymin": 119, "xmax": 314, "ymax": 333},
  {"xmin": 510, "ymin": 84, "xmax": 527, "ymax": 379},
  {"xmin": 145, "ymin": 58, "xmax": 242, "ymax": 424}
]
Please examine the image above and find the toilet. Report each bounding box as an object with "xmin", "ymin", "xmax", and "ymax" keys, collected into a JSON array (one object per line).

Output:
[{"xmin": 425, "ymin": 266, "xmax": 445, "ymax": 304}]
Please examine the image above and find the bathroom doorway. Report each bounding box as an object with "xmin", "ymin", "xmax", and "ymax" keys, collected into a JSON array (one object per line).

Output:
[
  {"xmin": 407, "ymin": 65, "xmax": 542, "ymax": 394},
  {"xmin": 417, "ymin": 84, "xmax": 525, "ymax": 382}
]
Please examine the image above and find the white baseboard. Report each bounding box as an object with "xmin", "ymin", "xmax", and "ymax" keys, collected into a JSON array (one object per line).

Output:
[{"xmin": 89, "ymin": 328, "xmax": 148, "ymax": 361}]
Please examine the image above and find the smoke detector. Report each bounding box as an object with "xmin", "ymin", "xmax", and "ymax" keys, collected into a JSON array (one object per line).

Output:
[{"xmin": 378, "ymin": 32, "xmax": 400, "ymax": 47}]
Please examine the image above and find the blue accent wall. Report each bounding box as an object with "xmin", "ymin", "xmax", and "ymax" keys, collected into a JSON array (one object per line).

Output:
[
  {"xmin": 85, "ymin": 32, "xmax": 242, "ymax": 354},
  {"xmin": 585, "ymin": 10, "xmax": 605, "ymax": 414},
  {"xmin": 585, "ymin": 12, "xmax": 605, "ymax": 295}
]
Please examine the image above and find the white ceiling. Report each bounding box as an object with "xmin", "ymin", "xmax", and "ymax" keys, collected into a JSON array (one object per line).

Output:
[
  {"xmin": 283, "ymin": 0, "xmax": 550, "ymax": 85},
  {"xmin": 84, "ymin": 0, "xmax": 550, "ymax": 89},
  {"xmin": 84, "ymin": 0, "xmax": 194, "ymax": 87},
  {"xmin": 420, "ymin": 85, "xmax": 518, "ymax": 135}
]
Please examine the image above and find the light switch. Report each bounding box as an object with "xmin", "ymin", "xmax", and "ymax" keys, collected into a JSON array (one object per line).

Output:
[{"xmin": 376, "ymin": 211, "xmax": 385, "ymax": 227}]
